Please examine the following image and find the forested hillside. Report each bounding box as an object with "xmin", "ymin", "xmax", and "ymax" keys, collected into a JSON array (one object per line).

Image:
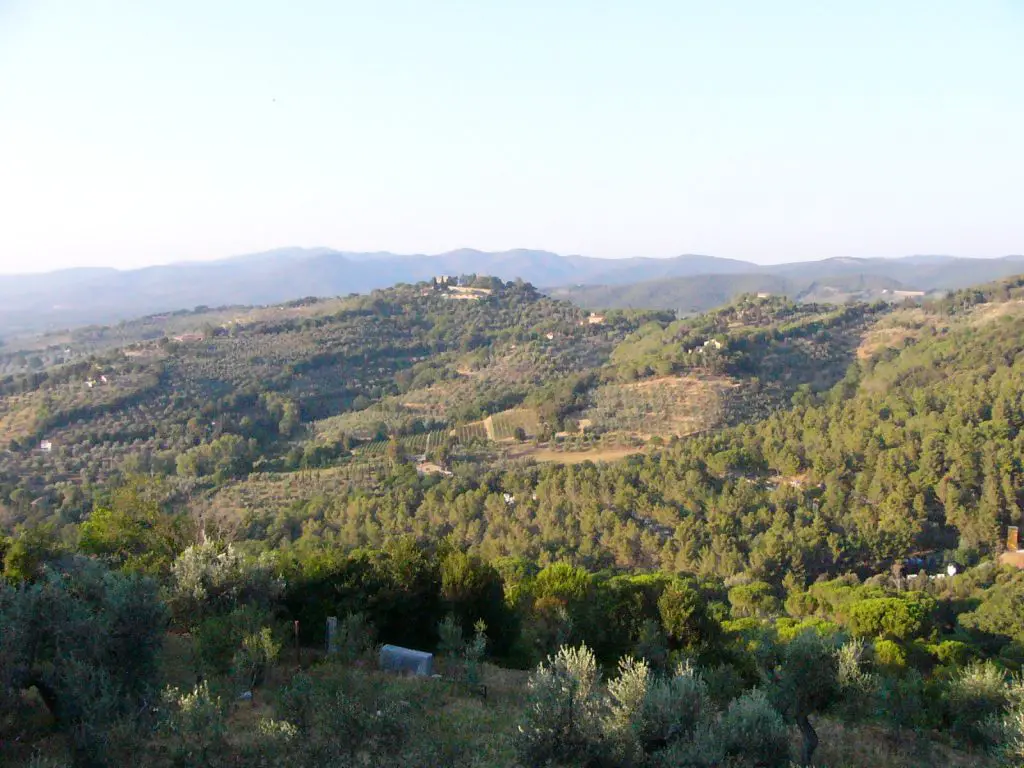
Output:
[
  {"xmin": 6, "ymin": 276, "xmax": 1024, "ymax": 766},
  {"xmin": 0, "ymin": 281, "xmax": 876, "ymax": 529}
]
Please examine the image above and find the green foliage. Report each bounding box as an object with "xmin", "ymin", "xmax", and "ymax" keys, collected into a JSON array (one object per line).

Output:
[
  {"xmin": 835, "ymin": 639, "xmax": 879, "ymax": 719},
  {"xmin": 633, "ymin": 617, "xmax": 670, "ymax": 672},
  {"xmin": 873, "ymin": 639, "xmax": 909, "ymax": 673},
  {"xmin": 637, "ymin": 662, "xmax": 716, "ymax": 759},
  {"xmin": 848, "ymin": 596, "xmax": 935, "ymax": 641},
  {"xmin": 77, "ymin": 479, "xmax": 190, "ymax": 576},
  {"xmin": 719, "ymin": 688, "xmax": 791, "ymax": 768},
  {"xmin": 944, "ymin": 661, "xmax": 1011, "ymax": 747},
  {"xmin": 0, "ymin": 560, "xmax": 165, "ymax": 765},
  {"xmin": 233, "ymin": 626, "xmax": 282, "ymax": 691},
  {"xmin": 285, "ymin": 669, "xmax": 413, "ymax": 765},
  {"xmin": 605, "ymin": 655, "xmax": 651, "ymax": 764},
  {"xmin": 728, "ymin": 581, "xmax": 781, "ymax": 619},
  {"xmin": 159, "ymin": 682, "xmax": 230, "ymax": 766},
  {"xmin": 329, "ymin": 611, "xmax": 376, "ymax": 662},
  {"xmin": 515, "ymin": 644, "xmax": 604, "ymax": 766},
  {"xmin": 929, "ymin": 639, "xmax": 975, "ymax": 667},
  {"xmin": 995, "ymin": 702, "xmax": 1024, "ymax": 768},
  {"xmin": 438, "ymin": 613, "xmax": 465, "ymax": 658},
  {"xmin": 168, "ymin": 543, "xmax": 281, "ymax": 629},
  {"xmin": 769, "ymin": 630, "xmax": 840, "ymax": 766},
  {"xmin": 193, "ymin": 606, "xmax": 264, "ymax": 676},
  {"xmin": 960, "ymin": 572, "xmax": 1024, "ymax": 645},
  {"xmin": 439, "ymin": 549, "xmax": 514, "ymax": 654},
  {"xmin": 2, "ymin": 524, "xmax": 62, "ymax": 583},
  {"xmin": 658, "ymin": 579, "xmax": 720, "ymax": 655}
]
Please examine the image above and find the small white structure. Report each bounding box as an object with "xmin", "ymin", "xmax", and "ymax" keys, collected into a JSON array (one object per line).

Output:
[
  {"xmin": 39, "ymin": 440, "xmax": 53, "ymax": 452},
  {"xmin": 379, "ymin": 644, "xmax": 433, "ymax": 676}
]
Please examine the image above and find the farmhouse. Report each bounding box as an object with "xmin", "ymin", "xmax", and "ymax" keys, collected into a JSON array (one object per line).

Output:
[{"xmin": 415, "ymin": 461, "xmax": 452, "ymax": 477}]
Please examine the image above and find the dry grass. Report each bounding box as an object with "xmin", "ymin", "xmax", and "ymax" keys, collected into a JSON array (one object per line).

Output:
[
  {"xmin": 857, "ymin": 325, "xmax": 922, "ymax": 360},
  {"xmin": 807, "ymin": 718, "xmax": 995, "ymax": 768},
  {"xmin": 583, "ymin": 374, "xmax": 735, "ymax": 439},
  {"xmin": 970, "ymin": 299, "xmax": 1024, "ymax": 326},
  {"xmin": 856, "ymin": 307, "xmax": 951, "ymax": 361},
  {"xmin": 0, "ymin": 393, "xmax": 41, "ymax": 442},
  {"xmin": 507, "ymin": 444, "xmax": 645, "ymax": 464}
]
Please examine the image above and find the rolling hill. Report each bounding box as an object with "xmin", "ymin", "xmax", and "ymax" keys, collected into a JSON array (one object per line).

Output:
[
  {"xmin": 2, "ymin": 247, "xmax": 1023, "ymax": 335},
  {"xmin": 549, "ymin": 272, "xmax": 910, "ymax": 314}
]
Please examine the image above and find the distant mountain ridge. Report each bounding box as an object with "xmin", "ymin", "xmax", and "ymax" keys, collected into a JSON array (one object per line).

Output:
[{"xmin": 0, "ymin": 248, "xmax": 1022, "ymax": 335}]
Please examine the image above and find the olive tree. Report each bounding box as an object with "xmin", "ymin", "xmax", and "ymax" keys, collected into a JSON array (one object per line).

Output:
[
  {"xmin": 769, "ymin": 630, "xmax": 840, "ymax": 767},
  {"xmin": 0, "ymin": 558, "xmax": 165, "ymax": 765}
]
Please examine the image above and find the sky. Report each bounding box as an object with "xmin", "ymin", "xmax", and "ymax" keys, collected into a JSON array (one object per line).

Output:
[{"xmin": 1, "ymin": 1, "xmax": 1022, "ymax": 274}]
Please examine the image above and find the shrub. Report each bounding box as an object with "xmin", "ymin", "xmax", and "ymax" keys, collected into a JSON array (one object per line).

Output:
[
  {"xmin": 836, "ymin": 639, "xmax": 878, "ymax": 718},
  {"xmin": 233, "ymin": 627, "xmax": 281, "ymax": 691},
  {"xmin": 243, "ymin": 718, "xmax": 300, "ymax": 764},
  {"xmin": 944, "ymin": 661, "xmax": 1010, "ymax": 746},
  {"xmin": 277, "ymin": 671, "xmax": 316, "ymax": 733},
  {"xmin": 873, "ymin": 638, "xmax": 908, "ymax": 673},
  {"xmin": 720, "ymin": 689, "xmax": 790, "ymax": 768},
  {"xmin": 605, "ymin": 656, "xmax": 651, "ymax": 764},
  {"xmin": 633, "ymin": 617, "xmax": 670, "ymax": 672},
  {"xmin": 876, "ymin": 670, "xmax": 939, "ymax": 738},
  {"xmin": 701, "ymin": 663, "xmax": 746, "ymax": 709},
  {"xmin": 438, "ymin": 613, "xmax": 466, "ymax": 658},
  {"xmin": 168, "ymin": 543, "xmax": 281, "ymax": 629},
  {"xmin": 330, "ymin": 612, "xmax": 376, "ymax": 662},
  {"xmin": 514, "ymin": 644, "xmax": 605, "ymax": 766},
  {"xmin": 463, "ymin": 619, "xmax": 488, "ymax": 686},
  {"xmin": 728, "ymin": 581, "xmax": 781, "ymax": 619},
  {"xmin": 297, "ymin": 675, "xmax": 411, "ymax": 764},
  {"xmin": 637, "ymin": 662, "xmax": 715, "ymax": 757},
  {"xmin": 994, "ymin": 703, "xmax": 1024, "ymax": 767},
  {"xmin": 193, "ymin": 606, "xmax": 268, "ymax": 676},
  {"xmin": 0, "ymin": 560, "xmax": 165, "ymax": 765},
  {"xmin": 159, "ymin": 682, "xmax": 229, "ymax": 766},
  {"xmin": 929, "ymin": 639, "xmax": 975, "ymax": 668},
  {"xmin": 769, "ymin": 630, "xmax": 840, "ymax": 766}
]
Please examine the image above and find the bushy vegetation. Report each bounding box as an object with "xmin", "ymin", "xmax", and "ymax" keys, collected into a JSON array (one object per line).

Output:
[{"xmin": 7, "ymin": 274, "xmax": 1024, "ymax": 764}]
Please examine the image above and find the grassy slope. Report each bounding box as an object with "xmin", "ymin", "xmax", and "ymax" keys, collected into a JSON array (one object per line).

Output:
[{"xmin": 11, "ymin": 632, "xmax": 995, "ymax": 767}]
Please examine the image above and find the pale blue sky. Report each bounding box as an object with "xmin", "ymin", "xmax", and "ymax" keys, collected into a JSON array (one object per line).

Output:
[{"xmin": 1, "ymin": 1, "xmax": 1022, "ymax": 273}]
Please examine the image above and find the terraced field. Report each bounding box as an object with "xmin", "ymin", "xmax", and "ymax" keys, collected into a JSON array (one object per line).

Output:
[{"xmin": 581, "ymin": 375, "xmax": 736, "ymax": 438}]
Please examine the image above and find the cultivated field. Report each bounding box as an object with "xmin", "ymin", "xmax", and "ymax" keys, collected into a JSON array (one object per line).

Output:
[{"xmin": 582, "ymin": 374, "xmax": 736, "ymax": 438}]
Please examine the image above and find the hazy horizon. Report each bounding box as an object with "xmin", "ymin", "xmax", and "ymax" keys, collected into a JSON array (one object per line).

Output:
[
  {"xmin": 1, "ymin": 246, "xmax": 1024, "ymax": 279},
  {"xmin": 2, "ymin": 1, "xmax": 1022, "ymax": 274}
]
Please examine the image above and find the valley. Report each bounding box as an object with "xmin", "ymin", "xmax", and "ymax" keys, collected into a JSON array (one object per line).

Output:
[{"xmin": 6, "ymin": 273, "xmax": 1024, "ymax": 767}]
